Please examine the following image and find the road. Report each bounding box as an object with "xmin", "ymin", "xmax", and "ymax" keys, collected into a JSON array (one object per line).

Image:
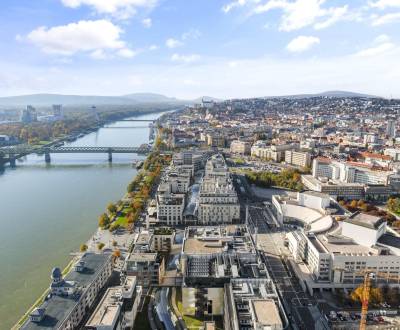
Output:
[
  {"xmin": 156, "ymin": 288, "xmax": 175, "ymax": 330},
  {"xmin": 249, "ymin": 205, "xmax": 329, "ymax": 330}
]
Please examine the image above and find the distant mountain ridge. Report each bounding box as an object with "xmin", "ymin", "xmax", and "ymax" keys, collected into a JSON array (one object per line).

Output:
[
  {"xmin": 0, "ymin": 90, "xmax": 382, "ymax": 107},
  {"xmin": 0, "ymin": 93, "xmax": 185, "ymax": 107},
  {"xmin": 266, "ymin": 90, "xmax": 380, "ymax": 99}
]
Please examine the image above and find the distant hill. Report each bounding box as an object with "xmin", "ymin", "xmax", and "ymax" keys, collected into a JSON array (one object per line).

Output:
[
  {"xmin": 122, "ymin": 93, "xmax": 179, "ymax": 103},
  {"xmin": 268, "ymin": 90, "xmax": 380, "ymax": 99},
  {"xmin": 0, "ymin": 93, "xmax": 185, "ymax": 107}
]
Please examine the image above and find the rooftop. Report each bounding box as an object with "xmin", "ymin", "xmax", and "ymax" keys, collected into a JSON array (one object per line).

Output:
[
  {"xmin": 252, "ymin": 299, "xmax": 282, "ymax": 327},
  {"xmin": 345, "ymin": 213, "xmax": 385, "ymax": 230},
  {"xmin": 22, "ymin": 253, "xmax": 111, "ymax": 330},
  {"xmin": 85, "ymin": 287, "xmax": 122, "ymax": 327}
]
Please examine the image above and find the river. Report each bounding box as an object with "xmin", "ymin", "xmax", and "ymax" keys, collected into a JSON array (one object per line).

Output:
[{"xmin": 0, "ymin": 111, "xmax": 164, "ymax": 329}]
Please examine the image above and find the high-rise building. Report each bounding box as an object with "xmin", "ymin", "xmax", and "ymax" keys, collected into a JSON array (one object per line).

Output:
[
  {"xmin": 52, "ymin": 104, "xmax": 64, "ymax": 120},
  {"xmin": 20, "ymin": 105, "xmax": 37, "ymax": 123},
  {"xmin": 387, "ymin": 120, "xmax": 396, "ymax": 138}
]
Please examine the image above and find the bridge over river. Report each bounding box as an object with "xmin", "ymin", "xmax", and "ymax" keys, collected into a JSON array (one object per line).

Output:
[{"xmin": 0, "ymin": 145, "xmax": 151, "ymax": 166}]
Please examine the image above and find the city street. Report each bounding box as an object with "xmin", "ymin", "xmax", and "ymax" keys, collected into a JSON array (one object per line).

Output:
[{"xmin": 249, "ymin": 205, "xmax": 329, "ymax": 330}]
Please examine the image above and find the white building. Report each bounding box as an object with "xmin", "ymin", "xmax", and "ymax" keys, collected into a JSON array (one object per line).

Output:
[
  {"xmin": 312, "ymin": 157, "xmax": 394, "ymax": 186},
  {"xmin": 23, "ymin": 253, "xmax": 113, "ymax": 330},
  {"xmin": 198, "ymin": 154, "xmax": 240, "ymax": 224},
  {"xmin": 230, "ymin": 140, "xmax": 251, "ymax": 155},
  {"xmin": 285, "ymin": 150, "xmax": 311, "ymax": 168},
  {"xmin": 287, "ymin": 213, "xmax": 400, "ymax": 295},
  {"xmin": 272, "ymin": 192, "xmax": 333, "ymax": 234}
]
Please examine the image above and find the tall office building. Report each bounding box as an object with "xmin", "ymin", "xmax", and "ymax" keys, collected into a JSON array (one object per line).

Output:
[
  {"xmin": 52, "ymin": 104, "xmax": 64, "ymax": 119},
  {"xmin": 387, "ymin": 120, "xmax": 396, "ymax": 138}
]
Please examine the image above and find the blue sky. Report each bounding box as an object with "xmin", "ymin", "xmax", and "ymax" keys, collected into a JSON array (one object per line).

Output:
[{"xmin": 0, "ymin": 0, "xmax": 400, "ymax": 99}]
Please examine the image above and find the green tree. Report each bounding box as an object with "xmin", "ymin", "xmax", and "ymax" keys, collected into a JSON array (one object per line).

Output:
[
  {"xmin": 98, "ymin": 213, "xmax": 110, "ymax": 229},
  {"xmin": 79, "ymin": 244, "xmax": 88, "ymax": 252},
  {"xmin": 97, "ymin": 242, "xmax": 105, "ymax": 250},
  {"xmin": 107, "ymin": 202, "xmax": 117, "ymax": 215}
]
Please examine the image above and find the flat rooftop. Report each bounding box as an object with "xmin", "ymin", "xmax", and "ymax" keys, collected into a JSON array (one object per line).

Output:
[
  {"xmin": 345, "ymin": 213, "xmax": 385, "ymax": 230},
  {"xmin": 183, "ymin": 226, "xmax": 255, "ymax": 255},
  {"xmin": 318, "ymin": 235, "xmax": 376, "ymax": 256},
  {"xmin": 252, "ymin": 299, "xmax": 282, "ymax": 326},
  {"xmin": 86, "ymin": 287, "xmax": 122, "ymax": 327}
]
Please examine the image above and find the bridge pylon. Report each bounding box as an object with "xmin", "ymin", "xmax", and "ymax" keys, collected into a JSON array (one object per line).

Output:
[
  {"xmin": 44, "ymin": 149, "xmax": 51, "ymax": 163},
  {"xmin": 108, "ymin": 148, "xmax": 112, "ymax": 162}
]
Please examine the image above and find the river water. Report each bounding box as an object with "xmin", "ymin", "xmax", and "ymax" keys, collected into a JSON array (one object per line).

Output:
[{"xmin": 0, "ymin": 111, "xmax": 163, "ymax": 329}]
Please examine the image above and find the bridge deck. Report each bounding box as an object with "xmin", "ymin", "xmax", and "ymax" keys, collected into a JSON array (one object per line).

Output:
[{"xmin": 1, "ymin": 146, "xmax": 150, "ymax": 154}]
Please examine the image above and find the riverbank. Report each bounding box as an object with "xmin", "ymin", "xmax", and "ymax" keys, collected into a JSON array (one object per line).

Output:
[{"xmin": 0, "ymin": 111, "xmax": 166, "ymax": 329}]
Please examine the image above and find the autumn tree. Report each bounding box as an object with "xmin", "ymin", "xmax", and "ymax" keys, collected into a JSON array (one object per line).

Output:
[
  {"xmin": 80, "ymin": 244, "xmax": 88, "ymax": 252},
  {"xmin": 107, "ymin": 202, "xmax": 117, "ymax": 215},
  {"xmin": 350, "ymin": 285, "xmax": 383, "ymax": 305},
  {"xmin": 98, "ymin": 213, "xmax": 110, "ymax": 229}
]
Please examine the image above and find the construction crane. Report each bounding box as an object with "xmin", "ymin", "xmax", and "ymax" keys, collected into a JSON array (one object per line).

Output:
[{"xmin": 342, "ymin": 268, "xmax": 400, "ymax": 330}]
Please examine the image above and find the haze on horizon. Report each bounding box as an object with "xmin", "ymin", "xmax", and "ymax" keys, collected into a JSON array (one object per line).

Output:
[{"xmin": 1, "ymin": 0, "xmax": 400, "ymax": 99}]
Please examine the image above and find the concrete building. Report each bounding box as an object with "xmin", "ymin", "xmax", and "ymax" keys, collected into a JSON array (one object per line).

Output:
[
  {"xmin": 124, "ymin": 252, "xmax": 164, "ymax": 288},
  {"xmin": 85, "ymin": 276, "xmax": 141, "ymax": 330},
  {"xmin": 287, "ymin": 213, "xmax": 400, "ymax": 295},
  {"xmin": 20, "ymin": 105, "xmax": 37, "ymax": 123},
  {"xmin": 312, "ymin": 157, "xmax": 393, "ymax": 186},
  {"xmin": 198, "ymin": 154, "xmax": 240, "ymax": 224},
  {"xmin": 224, "ymin": 279, "xmax": 284, "ymax": 330},
  {"xmin": 230, "ymin": 140, "xmax": 251, "ymax": 155},
  {"xmin": 272, "ymin": 192, "xmax": 334, "ymax": 234},
  {"xmin": 23, "ymin": 253, "xmax": 113, "ymax": 330},
  {"xmin": 151, "ymin": 227, "xmax": 175, "ymax": 252},
  {"xmin": 251, "ymin": 141, "xmax": 297, "ymax": 162},
  {"xmin": 156, "ymin": 183, "xmax": 185, "ymax": 226},
  {"xmin": 285, "ymin": 150, "xmax": 311, "ymax": 168},
  {"xmin": 387, "ymin": 119, "xmax": 396, "ymax": 138},
  {"xmin": 301, "ymin": 175, "xmax": 366, "ymax": 200}
]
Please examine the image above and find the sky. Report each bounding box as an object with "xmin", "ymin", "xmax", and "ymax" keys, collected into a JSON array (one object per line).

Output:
[{"xmin": 0, "ymin": 0, "xmax": 400, "ymax": 99}]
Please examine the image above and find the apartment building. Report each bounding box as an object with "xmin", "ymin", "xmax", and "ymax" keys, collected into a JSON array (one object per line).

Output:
[
  {"xmin": 285, "ymin": 150, "xmax": 311, "ymax": 168},
  {"xmin": 230, "ymin": 140, "xmax": 251, "ymax": 155},
  {"xmin": 23, "ymin": 253, "xmax": 113, "ymax": 330},
  {"xmin": 124, "ymin": 253, "xmax": 164, "ymax": 288}
]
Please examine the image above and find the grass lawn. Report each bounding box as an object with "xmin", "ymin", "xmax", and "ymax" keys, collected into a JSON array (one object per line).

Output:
[
  {"xmin": 175, "ymin": 287, "xmax": 224, "ymax": 330},
  {"xmin": 113, "ymin": 206, "xmax": 133, "ymax": 228}
]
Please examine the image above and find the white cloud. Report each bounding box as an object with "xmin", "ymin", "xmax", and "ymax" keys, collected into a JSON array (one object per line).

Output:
[
  {"xmin": 222, "ymin": 0, "xmax": 250, "ymax": 13},
  {"xmin": 224, "ymin": 0, "xmax": 355, "ymax": 31},
  {"xmin": 117, "ymin": 48, "xmax": 137, "ymax": 58},
  {"xmin": 374, "ymin": 34, "xmax": 390, "ymax": 44},
  {"xmin": 314, "ymin": 5, "xmax": 349, "ymax": 30},
  {"xmin": 142, "ymin": 18, "xmax": 152, "ymax": 28},
  {"xmin": 354, "ymin": 42, "xmax": 396, "ymax": 57},
  {"xmin": 182, "ymin": 29, "xmax": 202, "ymax": 40},
  {"xmin": 149, "ymin": 44, "xmax": 158, "ymax": 51},
  {"xmin": 90, "ymin": 49, "xmax": 107, "ymax": 59},
  {"xmin": 61, "ymin": 0, "xmax": 158, "ymax": 19},
  {"xmin": 286, "ymin": 35, "xmax": 320, "ymax": 52},
  {"xmin": 171, "ymin": 53, "xmax": 201, "ymax": 63},
  {"xmin": 371, "ymin": 12, "xmax": 400, "ymax": 25},
  {"xmin": 166, "ymin": 38, "xmax": 183, "ymax": 48},
  {"xmin": 26, "ymin": 20, "xmax": 126, "ymax": 56},
  {"xmin": 369, "ymin": 0, "xmax": 400, "ymax": 9}
]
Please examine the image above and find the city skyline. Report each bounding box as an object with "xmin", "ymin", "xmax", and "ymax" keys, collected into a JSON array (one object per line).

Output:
[{"xmin": 1, "ymin": 0, "xmax": 400, "ymax": 99}]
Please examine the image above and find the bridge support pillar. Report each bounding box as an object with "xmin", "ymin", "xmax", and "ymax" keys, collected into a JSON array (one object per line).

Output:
[
  {"xmin": 45, "ymin": 151, "xmax": 51, "ymax": 163},
  {"xmin": 108, "ymin": 151, "xmax": 112, "ymax": 162},
  {"xmin": 10, "ymin": 158, "xmax": 16, "ymax": 167}
]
